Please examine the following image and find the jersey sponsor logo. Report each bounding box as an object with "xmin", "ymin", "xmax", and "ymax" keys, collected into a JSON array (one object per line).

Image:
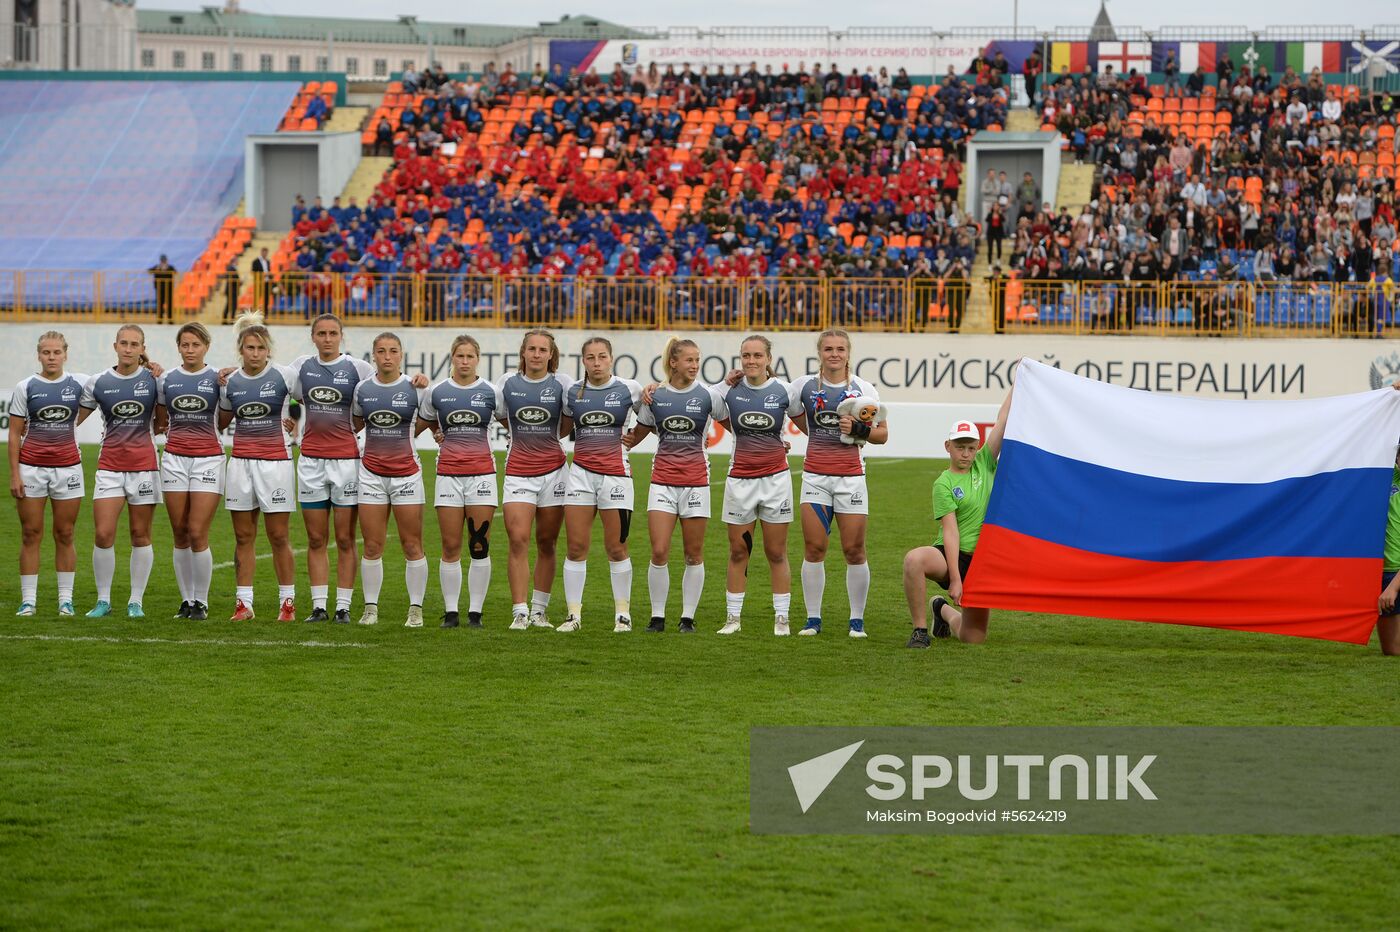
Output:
[
  {"xmin": 765, "ymin": 393, "xmax": 784, "ymax": 408},
  {"xmin": 662, "ymin": 415, "xmax": 697, "ymax": 433},
  {"xmin": 35, "ymin": 404, "xmax": 72, "ymax": 422},
  {"xmin": 259, "ymin": 380, "xmax": 280, "ymax": 397},
  {"xmin": 516, "ymin": 405, "xmax": 550, "ymax": 425},
  {"xmin": 391, "ymin": 392, "xmax": 411, "ymax": 406},
  {"xmin": 579, "ymin": 410, "xmax": 616, "ymax": 427},
  {"xmin": 953, "ymin": 487, "xmax": 965, "ymax": 501},
  {"xmin": 172, "ymin": 395, "xmax": 208, "ymax": 412},
  {"xmin": 812, "ymin": 410, "xmax": 842, "ymax": 429},
  {"xmin": 539, "ymin": 386, "xmax": 558, "ymax": 403},
  {"xmin": 446, "ymin": 409, "xmax": 482, "ymax": 426},
  {"xmin": 237, "ymin": 401, "xmax": 272, "ymax": 419},
  {"xmin": 60, "ymin": 386, "xmax": 78, "ymax": 401},
  {"xmin": 737, "ymin": 411, "xmax": 776, "ymax": 430},
  {"xmin": 307, "ymin": 386, "xmax": 343, "ymax": 405},
  {"xmin": 605, "ymin": 391, "xmax": 623, "ymax": 403},
  {"xmin": 368, "ymin": 410, "xmax": 403, "ymax": 428},
  {"xmin": 112, "ymin": 400, "xmax": 145, "ymax": 419},
  {"xmin": 685, "ymin": 397, "xmax": 703, "ymax": 413}
]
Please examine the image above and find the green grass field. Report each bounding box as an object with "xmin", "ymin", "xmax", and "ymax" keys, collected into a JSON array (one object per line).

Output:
[{"xmin": 2, "ymin": 450, "xmax": 1397, "ymax": 929}]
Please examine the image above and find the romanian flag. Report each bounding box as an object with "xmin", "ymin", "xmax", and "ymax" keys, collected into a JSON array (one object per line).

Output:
[{"xmin": 963, "ymin": 360, "xmax": 1400, "ymax": 644}]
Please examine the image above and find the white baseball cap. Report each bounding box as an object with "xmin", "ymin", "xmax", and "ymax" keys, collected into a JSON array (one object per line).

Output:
[{"xmin": 948, "ymin": 420, "xmax": 980, "ymax": 441}]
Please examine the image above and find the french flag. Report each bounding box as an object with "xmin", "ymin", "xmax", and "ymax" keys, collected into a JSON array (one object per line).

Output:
[{"xmin": 963, "ymin": 360, "xmax": 1400, "ymax": 644}]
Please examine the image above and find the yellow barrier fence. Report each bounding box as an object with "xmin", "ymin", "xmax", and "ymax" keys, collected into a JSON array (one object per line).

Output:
[{"xmin": 2, "ymin": 271, "xmax": 1398, "ymax": 338}]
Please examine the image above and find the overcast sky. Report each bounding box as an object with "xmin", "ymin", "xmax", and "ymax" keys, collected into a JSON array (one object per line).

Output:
[{"xmin": 141, "ymin": 0, "xmax": 1395, "ymax": 30}]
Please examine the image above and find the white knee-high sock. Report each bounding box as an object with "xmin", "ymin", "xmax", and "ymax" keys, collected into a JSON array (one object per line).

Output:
[
  {"xmin": 20, "ymin": 575, "xmax": 37, "ymax": 605},
  {"xmin": 172, "ymin": 547, "xmax": 192, "ymax": 602},
  {"xmin": 191, "ymin": 549, "xmax": 214, "ymax": 605},
  {"xmin": 129, "ymin": 545, "xmax": 154, "ymax": 605},
  {"xmin": 467, "ymin": 557, "xmax": 491, "ymax": 613},
  {"xmin": 405, "ymin": 558, "xmax": 428, "ymax": 607},
  {"xmin": 846, "ymin": 562, "xmax": 871, "ymax": 621},
  {"xmin": 56, "ymin": 571, "xmax": 75, "ymax": 605},
  {"xmin": 801, "ymin": 559, "xmax": 826, "ymax": 621},
  {"xmin": 681, "ymin": 564, "xmax": 704, "ymax": 619},
  {"xmin": 440, "ymin": 560, "xmax": 462, "ymax": 613},
  {"xmin": 93, "ymin": 546, "xmax": 115, "ymax": 602},
  {"xmin": 609, "ymin": 558, "xmax": 632, "ymax": 615},
  {"xmin": 563, "ymin": 558, "xmax": 588, "ymax": 615},
  {"xmin": 361, "ymin": 557, "xmax": 384, "ymax": 605},
  {"xmin": 647, "ymin": 562, "xmax": 670, "ymax": 618}
]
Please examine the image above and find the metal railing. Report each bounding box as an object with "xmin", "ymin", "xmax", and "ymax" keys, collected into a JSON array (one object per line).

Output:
[{"xmin": 3, "ymin": 271, "xmax": 1399, "ymax": 338}]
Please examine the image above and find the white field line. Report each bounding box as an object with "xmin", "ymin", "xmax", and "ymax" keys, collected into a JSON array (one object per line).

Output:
[
  {"xmin": 0, "ymin": 634, "xmax": 373, "ymax": 650},
  {"xmin": 214, "ymin": 546, "xmax": 309, "ymax": 571}
]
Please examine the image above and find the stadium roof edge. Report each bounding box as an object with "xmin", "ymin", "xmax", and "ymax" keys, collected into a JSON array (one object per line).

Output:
[{"xmin": 134, "ymin": 9, "xmax": 648, "ymax": 47}]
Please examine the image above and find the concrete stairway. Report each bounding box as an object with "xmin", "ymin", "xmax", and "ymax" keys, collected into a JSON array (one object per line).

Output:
[
  {"xmin": 323, "ymin": 105, "xmax": 368, "ymax": 135},
  {"xmin": 338, "ymin": 155, "xmax": 393, "ymax": 206},
  {"xmin": 197, "ymin": 230, "xmax": 284, "ymax": 324}
]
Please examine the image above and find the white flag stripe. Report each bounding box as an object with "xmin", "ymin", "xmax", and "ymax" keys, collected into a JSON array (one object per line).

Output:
[
  {"xmin": 1303, "ymin": 42, "xmax": 1323, "ymax": 73},
  {"xmin": 1005, "ymin": 359, "xmax": 1400, "ymax": 484},
  {"xmin": 1178, "ymin": 43, "xmax": 1200, "ymax": 73}
]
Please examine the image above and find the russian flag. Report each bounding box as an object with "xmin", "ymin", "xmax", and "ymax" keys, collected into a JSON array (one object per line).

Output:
[{"xmin": 963, "ymin": 360, "xmax": 1400, "ymax": 644}]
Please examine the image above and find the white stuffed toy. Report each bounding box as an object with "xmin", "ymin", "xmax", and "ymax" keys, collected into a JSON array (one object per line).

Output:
[{"xmin": 835, "ymin": 396, "xmax": 887, "ymax": 446}]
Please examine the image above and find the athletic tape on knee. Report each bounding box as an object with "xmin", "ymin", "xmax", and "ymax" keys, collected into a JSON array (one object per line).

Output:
[
  {"xmin": 467, "ymin": 518, "xmax": 491, "ymax": 560},
  {"xmin": 618, "ymin": 509, "xmax": 632, "ymax": 544},
  {"xmin": 810, "ymin": 503, "xmax": 834, "ymax": 535}
]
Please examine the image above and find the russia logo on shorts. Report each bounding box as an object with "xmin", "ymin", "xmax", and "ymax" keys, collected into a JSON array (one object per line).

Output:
[
  {"xmin": 272, "ymin": 488, "xmax": 288, "ymax": 504},
  {"xmin": 137, "ymin": 481, "xmax": 154, "ymax": 495},
  {"xmin": 67, "ymin": 475, "xmax": 81, "ymax": 489}
]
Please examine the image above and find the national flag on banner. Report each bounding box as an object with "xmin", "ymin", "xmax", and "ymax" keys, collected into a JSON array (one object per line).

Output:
[
  {"xmin": 1096, "ymin": 41, "xmax": 1151, "ymax": 74},
  {"xmin": 1177, "ymin": 41, "xmax": 1218, "ymax": 74},
  {"xmin": 1346, "ymin": 40, "xmax": 1400, "ymax": 74},
  {"xmin": 962, "ymin": 360, "xmax": 1400, "ymax": 644},
  {"xmin": 1280, "ymin": 41, "xmax": 1342, "ymax": 73},
  {"xmin": 1049, "ymin": 41, "xmax": 1090, "ymax": 74}
]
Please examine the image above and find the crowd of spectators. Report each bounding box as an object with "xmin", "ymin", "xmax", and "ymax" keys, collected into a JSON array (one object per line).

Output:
[
  {"xmin": 267, "ymin": 59, "xmax": 1011, "ymax": 322},
  {"xmin": 1005, "ymin": 62, "xmax": 1400, "ymax": 296}
]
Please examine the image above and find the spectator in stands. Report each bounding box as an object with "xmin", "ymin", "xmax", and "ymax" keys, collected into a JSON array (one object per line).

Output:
[
  {"xmin": 402, "ymin": 65, "xmax": 421, "ymax": 94},
  {"xmin": 1016, "ymin": 172, "xmax": 1040, "ymax": 220},
  {"xmin": 149, "ymin": 255, "xmax": 176, "ymax": 323},
  {"xmin": 1162, "ymin": 50, "xmax": 1180, "ymax": 96},
  {"xmin": 221, "ymin": 261, "xmax": 240, "ymax": 324},
  {"xmin": 1023, "ymin": 49, "xmax": 1043, "ymax": 105},
  {"xmin": 249, "ymin": 247, "xmax": 271, "ymax": 313}
]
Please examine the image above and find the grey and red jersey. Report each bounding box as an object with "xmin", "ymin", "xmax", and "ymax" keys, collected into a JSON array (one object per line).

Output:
[
  {"xmin": 353, "ymin": 375, "xmax": 421, "ymax": 477},
  {"xmin": 81, "ymin": 368, "xmax": 159, "ymax": 472},
  {"xmin": 290, "ymin": 353, "xmax": 375, "ymax": 459},
  {"xmin": 494, "ymin": 370, "xmax": 576, "ymax": 477},
  {"xmin": 563, "ymin": 377, "xmax": 643, "ymax": 477},
  {"xmin": 221, "ymin": 364, "xmax": 297, "ymax": 461},
  {"xmin": 788, "ymin": 374, "xmax": 881, "ymax": 478},
  {"xmin": 12, "ymin": 372, "xmax": 86, "ymax": 468},
  {"xmin": 635, "ymin": 380, "xmax": 728, "ymax": 487},
  {"xmin": 719, "ymin": 377, "xmax": 791, "ymax": 479},
  {"xmin": 157, "ymin": 365, "xmax": 223, "ymax": 458},
  {"xmin": 418, "ymin": 377, "xmax": 503, "ymax": 477}
]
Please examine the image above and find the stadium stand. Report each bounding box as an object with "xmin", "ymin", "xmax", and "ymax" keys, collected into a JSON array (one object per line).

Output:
[
  {"xmin": 258, "ymin": 63, "xmax": 1008, "ymax": 327},
  {"xmin": 0, "ymin": 79, "xmax": 300, "ymax": 307},
  {"xmin": 998, "ymin": 64, "xmax": 1400, "ymax": 335}
]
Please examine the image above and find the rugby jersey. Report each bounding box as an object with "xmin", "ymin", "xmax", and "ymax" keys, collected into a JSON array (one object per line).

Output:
[
  {"xmin": 290, "ymin": 353, "xmax": 375, "ymax": 459},
  {"xmin": 157, "ymin": 366, "xmax": 223, "ymax": 458},
  {"xmin": 788, "ymin": 374, "xmax": 882, "ymax": 478},
  {"xmin": 81, "ymin": 368, "xmax": 159, "ymax": 472},
  {"xmin": 720, "ymin": 377, "xmax": 791, "ymax": 479},
  {"xmin": 221, "ymin": 364, "xmax": 296, "ymax": 461},
  {"xmin": 494, "ymin": 371, "xmax": 576, "ymax": 477},
  {"xmin": 635, "ymin": 381, "xmax": 727, "ymax": 487},
  {"xmin": 12, "ymin": 372, "xmax": 86, "ymax": 467},
  {"xmin": 353, "ymin": 376, "xmax": 421, "ymax": 478},
  {"xmin": 419, "ymin": 376, "xmax": 503, "ymax": 477},
  {"xmin": 563, "ymin": 377, "xmax": 643, "ymax": 477}
]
